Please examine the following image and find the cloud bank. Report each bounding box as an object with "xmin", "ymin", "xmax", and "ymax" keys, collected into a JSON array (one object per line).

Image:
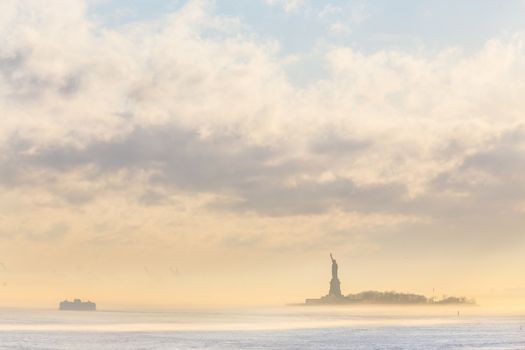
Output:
[{"xmin": 1, "ymin": 0, "xmax": 525, "ymax": 305}]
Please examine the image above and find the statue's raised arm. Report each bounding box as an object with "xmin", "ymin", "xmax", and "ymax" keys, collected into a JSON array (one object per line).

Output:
[{"xmin": 330, "ymin": 253, "xmax": 334, "ymax": 262}]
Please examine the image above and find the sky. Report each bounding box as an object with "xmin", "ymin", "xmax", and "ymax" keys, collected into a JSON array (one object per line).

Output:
[{"xmin": 1, "ymin": 0, "xmax": 525, "ymax": 309}]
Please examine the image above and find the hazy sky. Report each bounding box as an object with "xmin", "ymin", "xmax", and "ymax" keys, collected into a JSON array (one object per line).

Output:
[{"xmin": 1, "ymin": 0, "xmax": 525, "ymax": 308}]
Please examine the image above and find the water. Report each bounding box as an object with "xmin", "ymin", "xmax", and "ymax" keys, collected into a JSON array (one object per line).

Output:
[{"xmin": 0, "ymin": 307, "xmax": 524, "ymax": 349}]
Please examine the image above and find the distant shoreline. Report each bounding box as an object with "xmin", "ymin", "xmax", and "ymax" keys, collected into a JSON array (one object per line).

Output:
[
  {"xmin": 299, "ymin": 290, "xmax": 476, "ymax": 306},
  {"xmin": 288, "ymin": 302, "xmax": 478, "ymax": 307}
]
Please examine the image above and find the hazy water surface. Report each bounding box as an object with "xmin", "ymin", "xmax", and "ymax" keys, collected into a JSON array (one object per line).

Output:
[{"xmin": 0, "ymin": 307, "xmax": 524, "ymax": 349}]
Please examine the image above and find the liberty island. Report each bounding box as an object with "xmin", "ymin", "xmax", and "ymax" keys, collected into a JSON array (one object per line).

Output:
[{"xmin": 304, "ymin": 254, "xmax": 474, "ymax": 305}]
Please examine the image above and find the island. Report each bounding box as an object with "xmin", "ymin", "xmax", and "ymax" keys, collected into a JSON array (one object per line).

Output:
[
  {"xmin": 59, "ymin": 299, "xmax": 96, "ymax": 311},
  {"xmin": 303, "ymin": 254, "xmax": 475, "ymax": 305}
]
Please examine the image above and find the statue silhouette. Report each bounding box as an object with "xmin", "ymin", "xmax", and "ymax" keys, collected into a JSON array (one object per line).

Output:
[
  {"xmin": 328, "ymin": 253, "xmax": 342, "ymax": 297},
  {"xmin": 330, "ymin": 253, "xmax": 338, "ymax": 279}
]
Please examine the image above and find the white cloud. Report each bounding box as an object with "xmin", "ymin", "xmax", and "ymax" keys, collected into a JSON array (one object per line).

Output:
[
  {"xmin": 319, "ymin": 4, "xmax": 342, "ymax": 18},
  {"xmin": 318, "ymin": 2, "xmax": 370, "ymax": 38},
  {"xmin": 265, "ymin": 0, "xmax": 305, "ymax": 12},
  {"xmin": 329, "ymin": 21, "xmax": 351, "ymax": 36}
]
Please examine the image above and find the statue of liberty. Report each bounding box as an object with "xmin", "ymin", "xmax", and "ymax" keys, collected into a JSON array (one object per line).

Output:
[{"xmin": 328, "ymin": 253, "xmax": 342, "ymax": 297}]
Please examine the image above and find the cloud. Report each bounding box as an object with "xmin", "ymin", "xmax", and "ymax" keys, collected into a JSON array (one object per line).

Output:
[
  {"xmin": 265, "ymin": 0, "xmax": 305, "ymax": 12},
  {"xmin": 329, "ymin": 21, "xmax": 351, "ymax": 36},
  {"xmin": 430, "ymin": 126, "xmax": 525, "ymax": 211},
  {"xmin": 318, "ymin": 2, "xmax": 369, "ymax": 36},
  {"xmin": 1, "ymin": 0, "xmax": 525, "ymax": 256}
]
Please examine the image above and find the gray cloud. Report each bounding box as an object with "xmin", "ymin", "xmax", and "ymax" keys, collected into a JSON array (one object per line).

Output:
[
  {"xmin": 0, "ymin": 50, "xmax": 56, "ymax": 101},
  {"xmin": 309, "ymin": 130, "xmax": 370, "ymax": 156},
  {"xmin": 219, "ymin": 179, "xmax": 407, "ymax": 216},
  {"xmin": 431, "ymin": 127, "xmax": 525, "ymax": 203},
  {"xmin": 3, "ymin": 123, "xmax": 525, "ymax": 222},
  {"xmin": 2, "ymin": 124, "xmax": 406, "ymax": 215}
]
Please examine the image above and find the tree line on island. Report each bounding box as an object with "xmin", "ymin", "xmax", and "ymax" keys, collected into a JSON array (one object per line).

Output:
[{"xmin": 345, "ymin": 291, "xmax": 475, "ymax": 305}]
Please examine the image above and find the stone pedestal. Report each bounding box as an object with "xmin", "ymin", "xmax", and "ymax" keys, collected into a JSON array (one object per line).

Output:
[{"xmin": 329, "ymin": 277, "xmax": 342, "ymax": 297}]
